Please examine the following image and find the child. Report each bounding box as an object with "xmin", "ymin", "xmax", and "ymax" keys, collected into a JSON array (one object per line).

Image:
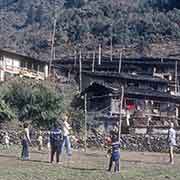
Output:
[
  {"xmin": 37, "ymin": 130, "xmax": 43, "ymax": 151},
  {"xmin": 168, "ymin": 122, "xmax": 176, "ymax": 164},
  {"xmin": 3, "ymin": 132, "xmax": 10, "ymax": 149},
  {"xmin": 107, "ymin": 135, "xmax": 120, "ymax": 173}
]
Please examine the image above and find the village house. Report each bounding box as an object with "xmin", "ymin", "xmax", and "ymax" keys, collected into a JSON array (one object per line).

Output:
[
  {"xmin": 53, "ymin": 55, "xmax": 180, "ymax": 134},
  {"xmin": 82, "ymin": 82, "xmax": 180, "ymax": 134},
  {"xmin": 54, "ymin": 56, "xmax": 180, "ymax": 95},
  {"xmin": 0, "ymin": 49, "xmax": 49, "ymax": 81}
]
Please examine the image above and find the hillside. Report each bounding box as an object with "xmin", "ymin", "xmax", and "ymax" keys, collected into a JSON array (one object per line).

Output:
[{"xmin": 0, "ymin": 0, "xmax": 180, "ymax": 60}]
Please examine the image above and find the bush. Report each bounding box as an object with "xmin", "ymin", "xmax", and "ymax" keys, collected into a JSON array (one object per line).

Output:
[{"xmin": 0, "ymin": 78, "xmax": 64, "ymax": 128}]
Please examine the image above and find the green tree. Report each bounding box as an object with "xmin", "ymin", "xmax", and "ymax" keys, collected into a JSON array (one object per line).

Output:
[
  {"xmin": 2, "ymin": 78, "xmax": 64, "ymax": 128},
  {"xmin": 0, "ymin": 99, "xmax": 16, "ymax": 123}
]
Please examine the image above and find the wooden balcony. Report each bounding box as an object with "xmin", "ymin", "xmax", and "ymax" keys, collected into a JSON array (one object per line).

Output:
[{"xmin": 0, "ymin": 65, "xmax": 45, "ymax": 80}]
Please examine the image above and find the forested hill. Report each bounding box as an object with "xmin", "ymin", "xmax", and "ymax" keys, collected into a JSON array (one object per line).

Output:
[{"xmin": 0, "ymin": 0, "xmax": 180, "ymax": 60}]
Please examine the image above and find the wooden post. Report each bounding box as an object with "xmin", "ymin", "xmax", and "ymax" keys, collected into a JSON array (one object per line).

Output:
[
  {"xmin": 49, "ymin": 18, "xmax": 57, "ymax": 75},
  {"xmin": 84, "ymin": 93, "xmax": 87, "ymax": 152},
  {"xmin": 53, "ymin": 46, "xmax": 56, "ymax": 79},
  {"xmin": 68, "ymin": 70, "xmax": 71, "ymax": 81},
  {"xmin": 110, "ymin": 28, "xmax": 113, "ymax": 62},
  {"xmin": 118, "ymin": 86, "xmax": 124, "ymax": 141},
  {"xmin": 79, "ymin": 50, "xmax": 82, "ymax": 92},
  {"xmin": 53, "ymin": 46, "xmax": 56, "ymax": 61},
  {"xmin": 74, "ymin": 50, "xmax": 77, "ymax": 67},
  {"xmin": 118, "ymin": 51, "xmax": 122, "ymax": 73},
  {"xmin": 92, "ymin": 51, "xmax": 95, "ymax": 72},
  {"xmin": 175, "ymin": 60, "xmax": 178, "ymax": 94},
  {"xmin": 98, "ymin": 44, "xmax": 101, "ymax": 65},
  {"xmin": 110, "ymin": 93, "xmax": 113, "ymax": 116}
]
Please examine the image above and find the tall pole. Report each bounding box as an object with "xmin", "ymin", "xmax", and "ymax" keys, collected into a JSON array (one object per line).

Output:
[
  {"xmin": 84, "ymin": 93, "xmax": 87, "ymax": 152},
  {"xmin": 52, "ymin": 46, "xmax": 56, "ymax": 80},
  {"xmin": 118, "ymin": 50, "xmax": 122, "ymax": 73},
  {"xmin": 74, "ymin": 50, "xmax": 77, "ymax": 67},
  {"xmin": 175, "ymin": 60, "xmax": 178, "ymax": 94},
  {"xmin": 79, "ymin": 50, "xmax": 82, "ymax": 92},
  {"xmin": 119, "ymin": 86, "xmax": 124, "ymax": 141},
  {"xmin": 110, "ymin": 23, "xmax": 113, "ymax": 62},
  {"xmin": 49, "ymin": 17, "xmax": 57, "ymax": 75},
  {"xmin": 92, "ymin": 51, "xmax": 95, "ymax": 72},
  {"xmin": 98, "ymin": 44, "xmax": 101, "ymax": 65},
  {"xmin": 53, "ymin": 46, "xmax": 56, "ymax": 61}
]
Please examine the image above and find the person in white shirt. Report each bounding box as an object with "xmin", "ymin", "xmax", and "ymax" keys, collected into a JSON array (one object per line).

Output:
[
  {"xmin": 3, "ymin": 132, "xmax": 10, "ymax": 149},
  {"xmin": 61, "ymin": 114, "xmax": 72, "ymax": 156},
  {"xmin": 168, "ymin": 122, "xmax": 176, "ymax": 164}
]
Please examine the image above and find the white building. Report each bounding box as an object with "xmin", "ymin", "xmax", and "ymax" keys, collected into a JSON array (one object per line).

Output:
[{"xmin": 0, "ymin": 49, "xmax": 49, "ymax": 81}]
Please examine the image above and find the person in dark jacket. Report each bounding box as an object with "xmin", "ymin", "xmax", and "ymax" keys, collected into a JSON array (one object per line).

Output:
[
  {"xmin": 107, "ymin": 134, "xmax": 120, "ymax": 173},
  {"xmin": 50, "ymin": 122, "xmax": 62, "ymax": 163}
]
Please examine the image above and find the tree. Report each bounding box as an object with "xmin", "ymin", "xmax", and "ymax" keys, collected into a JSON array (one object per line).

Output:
[
  {"xmin": 64, "ymin": 0, "xmax": 85, "ymax": 8},
  {"xmin": 35, "ymin": 5, "xmax": 44, "ymax": 26},
  {"xmin": 2, "ymin": 78, "xmax": 64, "ymax": 128},
  {"xmin": 0, "ymin": 99, "xmax": 15, "ymax": 123},
  {"xmin": 25, "ymin": 5, "xmax": 34, "ymax": 25}
]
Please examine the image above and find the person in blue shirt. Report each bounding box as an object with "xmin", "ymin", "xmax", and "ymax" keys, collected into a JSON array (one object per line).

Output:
[
  {"xmin": 107, "ymin": 134, "xmax": 120, "ymax": 173},
  {"xmin": 50, "ymin": 122, "xmax": 62, "ymax": 163}
]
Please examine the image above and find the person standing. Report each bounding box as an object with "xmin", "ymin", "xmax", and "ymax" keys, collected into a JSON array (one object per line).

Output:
[
  {"xmin": 50, "ymin": 122, "xmax": 62, "ymax": 164},
  {"xmin": 107, "ymin": 135, "xmax": 121, "ymax": 173},
  {"xmin": 168, "ymin": 122, "xmax": 176, "ymax": 165},
  {"xmin": 21, "ymin": 123, "xmax": 32, "ymax": 160},
  {"xmin": 61, "ymin": 114, "xmax": 72, "ymax": 156}
]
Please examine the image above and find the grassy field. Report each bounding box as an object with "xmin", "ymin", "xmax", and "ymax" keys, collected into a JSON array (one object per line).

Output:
[{"xmin": 0, "ymin": 145, "xmax": 179, "ymax": 180}]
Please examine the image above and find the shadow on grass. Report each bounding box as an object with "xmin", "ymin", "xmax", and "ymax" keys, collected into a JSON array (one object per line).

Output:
[
  {"xmin": 62, "ymin": 165, "xmax": 104, "ymax": 172},
  {"xmin": 23, "ymin": 159, "xmax": 50, "ymax": 164},
  {"xmin": 23, "ymin": 159, "xmax": 105, "ymax": 171}
]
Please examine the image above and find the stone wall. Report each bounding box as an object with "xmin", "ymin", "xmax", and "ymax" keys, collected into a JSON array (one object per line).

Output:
[
  {"xmin": 121, "ymin": 134, "xmax": 180, "ymax": 153},
  {"xmin": 1, "ymin": 130, "xmax": 180, "ymax": 153}
]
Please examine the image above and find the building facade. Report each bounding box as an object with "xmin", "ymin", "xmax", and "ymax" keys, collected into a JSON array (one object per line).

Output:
[
  {"xmin": 0, "ymin": 49, "xmax": 49, "ymax": 81},
  {"xmin": 54, "ymin": 55, "xmax": 180, "ymax": 133}
]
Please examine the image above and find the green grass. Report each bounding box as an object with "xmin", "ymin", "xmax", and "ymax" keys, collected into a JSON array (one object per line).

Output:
[{"xmin": 0, "ymin": 146, "xmax": 179, "ymax": 180}]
